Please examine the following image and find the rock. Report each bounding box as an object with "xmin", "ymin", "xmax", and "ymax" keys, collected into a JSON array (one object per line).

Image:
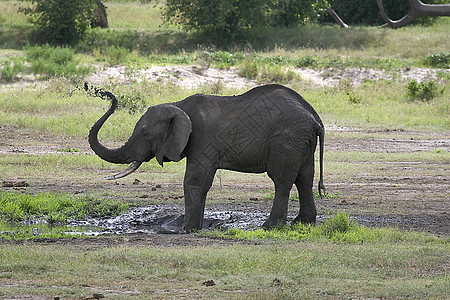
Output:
[{"xmin": 203, "ymin": 279, "xmax": 216, "ymax": 287}]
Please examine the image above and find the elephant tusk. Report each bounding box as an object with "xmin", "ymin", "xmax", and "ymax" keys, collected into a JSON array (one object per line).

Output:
[{"xmin": 104, "ymin": 161, "xmax": 142, "ymax": 180}]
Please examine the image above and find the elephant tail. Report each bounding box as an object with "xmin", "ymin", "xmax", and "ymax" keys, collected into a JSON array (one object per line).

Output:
[{"xmin": 317, "ymin": 126, "xmax": 326, "ymax": 199}]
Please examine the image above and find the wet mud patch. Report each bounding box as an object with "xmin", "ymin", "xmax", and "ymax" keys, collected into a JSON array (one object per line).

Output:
[{"xmin": 68, "ymin": 204, "xmax": 271, "ymax": 235}]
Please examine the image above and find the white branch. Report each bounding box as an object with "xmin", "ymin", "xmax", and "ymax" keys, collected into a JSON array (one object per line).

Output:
[{"xmin": 377, "ymin": 0, "xmax": 450, "ymax": 29}]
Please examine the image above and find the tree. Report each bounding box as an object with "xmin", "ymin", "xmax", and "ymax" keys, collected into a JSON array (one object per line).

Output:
[
  {"xmin": 323, "ymin": 0, "xmax": 447, "ymax": 26},
  {"xmin": 91, "ymin": 0, "xmax": 109, "ymax": 28},
  {"xmin": 20, "ymin": 0, "xmax": 99, "ymax": 45},
  {"xmin": 376, "ymin": 0, "xmax": 450, "ymax": 28},
  {"xmin": 160, "ymin": 0, "xmax": 329, "ymax": 44}
]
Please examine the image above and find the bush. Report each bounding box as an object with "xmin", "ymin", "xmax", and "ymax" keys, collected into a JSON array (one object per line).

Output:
[
  {"xmin": 116, "ymin": 89, "xmax": 148, "ymax": 114},
  {"xmin": 1, "ymin": 59, "xmax": 25, "ymax": 82},
  {"xmin": 25, "ymin": 44, "xmax": 91, "ymax": 78},
  {"xmin": 20, "ymin": 0, "xmax": 98, "ymax": 45},
  {"xmin": 423, "ymin": 52, "xmax": 450, "ymax": 69},
  {"xmin": 406, "ymin": 79, "xmax": 444, "ymax": 101},
  {"xmin": 319, "ymin": 212, "xmax": 354, "ymax": 237},
  {"xmin": 106, "ymin": 46, "xmax": 130, "ymax": 65}
]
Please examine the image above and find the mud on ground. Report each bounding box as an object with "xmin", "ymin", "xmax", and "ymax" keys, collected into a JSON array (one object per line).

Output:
[{"xmin": 1, "ymin": 124, "xmax": 449, "ymax": 244}]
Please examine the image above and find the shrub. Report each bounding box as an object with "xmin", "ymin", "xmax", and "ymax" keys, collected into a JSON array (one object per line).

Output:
[
  {"xmin": 423, "ymin": 52, "xmax": 450, "ymax": 69},
  {"xmin": 319, "ymin": 212, "xmax": 355, "ymax": 237},
  {"xmin": 116, "ymin": 89, "xmax": 148, "ymax": 114},
  {"xmin": 1, "ymin": 59, "xmax": 25, "ymax": 82},
  {"xmin": 406, "ymin": 79, "xmax": 444, "ymax": 101},
  {"xmin": 106, "ymin": 46, "xmax": 130, "ymax": 65},
  {"xmin": 238, "ymin": 59, "xmax": 259, "ymax": 79},
  {"xmin": 25, "ymin": 44, "xmax": 91, "ymax": 78},
  {"xmin": 295, "ymin": 56, "xmax": 321, "ymax": 68},
  {"xmin": 257, "ymin": 65, "xmax": 297, "ymax": 84}
]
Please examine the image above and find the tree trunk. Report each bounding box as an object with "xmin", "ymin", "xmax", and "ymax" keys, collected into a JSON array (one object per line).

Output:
[
  {"xmin": 376, "ymin": 0, "xmax": 450, "ymax": 29},
  {"xmin": 91, "ymin": 0, "xmax": 108, "ymax": 28}
]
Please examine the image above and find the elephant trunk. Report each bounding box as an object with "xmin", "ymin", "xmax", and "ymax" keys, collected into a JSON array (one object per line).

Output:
[{"xmin": 88, "ymin": 91, "xmax": 137, "ymax": 171}]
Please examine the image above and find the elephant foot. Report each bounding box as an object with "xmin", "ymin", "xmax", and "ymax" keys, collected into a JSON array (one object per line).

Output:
[
  {"xmin": 184, "ymin": 225, "xmax": 199, "ymax": 233},
  {"xmin": 293, "ymin": 212, "xmax": 316, "ymax": 225},
  {"xmin": 262, "ymin": 217, "xmax": 286, "ymax": 229}
]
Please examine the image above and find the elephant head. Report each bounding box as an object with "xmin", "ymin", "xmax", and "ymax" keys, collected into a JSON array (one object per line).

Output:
[{"xmin": 89, "ymin": 92, "xmax": 192, "ymax": 180}]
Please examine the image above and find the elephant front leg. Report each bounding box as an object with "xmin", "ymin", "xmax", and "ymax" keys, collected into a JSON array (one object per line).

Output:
[{"xmin": 183, "ymin": 163, "xmax": 216, "ymax": 233}]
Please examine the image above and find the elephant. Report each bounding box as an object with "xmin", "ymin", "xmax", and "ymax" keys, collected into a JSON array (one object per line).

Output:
[{"xmin": 88, "ymin": 84, "xmax": 325, "ymax": 232}]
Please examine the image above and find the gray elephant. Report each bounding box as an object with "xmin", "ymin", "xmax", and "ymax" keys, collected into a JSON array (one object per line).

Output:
[{"xmin": 89, "ymin": 84, "xmax": 325, "ymax": 232}]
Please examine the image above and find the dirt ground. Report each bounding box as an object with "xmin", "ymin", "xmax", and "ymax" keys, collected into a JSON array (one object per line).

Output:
[{"xmin": 1, "ymin": 124, "xmax": 448, "ymax": 243}]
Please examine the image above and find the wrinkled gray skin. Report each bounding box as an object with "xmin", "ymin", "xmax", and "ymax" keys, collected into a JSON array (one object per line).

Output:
[{"xmin": 89, "ymin": 84, "xmax": 325, "ymax": 232}]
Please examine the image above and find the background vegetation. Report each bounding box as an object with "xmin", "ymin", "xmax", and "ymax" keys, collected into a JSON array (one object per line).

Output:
[{"xmin": 19, "ymin": 0, "xmax": 99, "ymax": 45}]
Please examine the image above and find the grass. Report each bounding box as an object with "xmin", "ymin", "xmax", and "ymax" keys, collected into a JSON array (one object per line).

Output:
[
  {"xmin": 0, "ymin": 230, "xmax": 448, "ymax": 299},
  {"xmin": 0, "ymin": 191, "xmax": 134, "ymax": 240},
  {"xmin": 200, "ymin": 212, "xmax": 447, "ymax": 244},
  {"xmin": 0, "ymin": 79, "xmax": 448, "ymax": 143}
]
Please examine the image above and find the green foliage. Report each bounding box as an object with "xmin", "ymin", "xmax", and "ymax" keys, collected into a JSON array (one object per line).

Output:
[
  {"xmin": 203, "ymin": 212, "xmax": 442, "ymax": 244},
  {"xmin": 106, "ymin": 45, "xmax": 130, "ymax": 65},
  {"xmin": 423, "ymin": 52, "xmax": 450, "ymax": 69},
  {"xmin": 19, "ymin": 0, "xmax": 98, "ymax": 45},
  {"xmin": 406, "ymin": 79, "xmax": 444, "ymax": 101},
  {"xmin": 238, "ymin": 58, "xmax": 260, "ymax": 79},
  {"xmin": 257, "ymin": 64, "xmax": 297, "ymax": 84},
  {"xmin": 161, "ymin": 0, "xmax": 328, "ymax": 45},
  {"xmin": 318, "ymin": 212, "xmax": 353, "ymax": 237},
  {"xmin": 25, "ymin": 44, "xmax": 91, "ymax": 78},
  {"xmin": 0, "ymin": 59, "xmax": 25, "ymax": 82},
  {"xmin": 0, "ymin": 191, "xmax": 133, "ymax": 225},
  {"xmin": 238, "ymin": 57, "xmax": 298, "ymax": 84},
  {"xmin": 115, "ymin": 89, "xmax": 148, "ymax": 114},
  {"xmin": 57, "ymin": 147, "xmax": 80, "ymax": 153},
  {"xmin": 295, "ymin": 56, "xmax": 321, "ymax": 68}
]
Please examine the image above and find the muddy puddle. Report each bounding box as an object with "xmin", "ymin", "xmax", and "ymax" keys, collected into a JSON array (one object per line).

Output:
[
  {"xmin": 2, "ymin": 204, "xmax": 431, "ymax": 238},
  {"xmin": 68, "ymin": 205, "xmax": 271, "ymax": 235}
]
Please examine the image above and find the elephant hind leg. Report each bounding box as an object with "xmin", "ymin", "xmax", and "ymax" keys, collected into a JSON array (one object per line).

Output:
[
  {"xmin": 293, "ymin": 165, "xmax": 317, "ymax": 225},
  {"xmin": 263, "ymin": 171, "xmax": 297, "ymax": 229}
]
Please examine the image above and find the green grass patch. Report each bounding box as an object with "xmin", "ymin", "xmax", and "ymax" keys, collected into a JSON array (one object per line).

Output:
[
  {"xmin": 0, "ymin": 191, "xmax": 134, "ymax": 240},
  {"xmin": 0, "ymin": 191, "xmax": 133, "ymax": 223},
  {"xmin": 0, "ymin": 78, "xmax": 448, "ymax": 144},
  {"xmin": 201, "ymin": 212, "xmax": 447, "ymax": 245},
  {"xmin": 0, "ymin": 231, "xmax": 448, "ymax": 299}
]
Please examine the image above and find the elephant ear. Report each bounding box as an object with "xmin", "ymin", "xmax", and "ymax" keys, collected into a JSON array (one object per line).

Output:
[{"xmin": 156, "ymin": 105, "xmax": 192, "ymax": 166}]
